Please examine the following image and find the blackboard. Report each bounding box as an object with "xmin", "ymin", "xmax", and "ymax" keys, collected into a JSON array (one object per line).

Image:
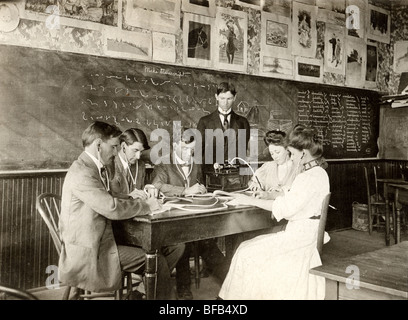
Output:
[{"xmin": 0, "ymin": 45, "xmax": 380, "ymax": 170}]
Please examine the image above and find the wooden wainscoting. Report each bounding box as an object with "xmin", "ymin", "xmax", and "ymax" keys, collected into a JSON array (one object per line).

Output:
[{"xmin": 0, "ymin": 171, "xmax": 66, "ymax": 290}]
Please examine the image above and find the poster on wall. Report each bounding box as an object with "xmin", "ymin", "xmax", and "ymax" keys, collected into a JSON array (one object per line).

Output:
[
  {"xmin": 215, "ymin": 7, "xmax": 247, "ymax": 73},
  {"xmin": 295, "ymin": 56, "xmax": 323, "ymax": 83},
  {"xmin": 125, "ymin": 0, "xmax": 181, "ymax": 34},
  {"xmin": 183, "ymin": 13, "xmax": 215, "ymax": 68},
  {"xmin": 324, "ymin": 24, "xmax": 345, "ymax": 75},
  {"xmin": 261, "ymin": 12, "xmax": 292, "ymax": 58},
  {"xmin": 262, "ymin": 0, "xmax": 291, "ymax": 18},
  {"xmin": 393, "ymin": 41, "xmax": 408, "ymax": 73},
  {"xmin": 365, "ymin": 42, "xmax": 378, "ymax": 88},
  {"xmin": 181, "ymin": 0, "xmax": 216, "ymax": 17},
  {"xmin": 260, "ymin": 56, "xmax": 294, "ymax": 79},
  {"xmin": 367, "ymin": 4, "xmax": 390, "ymax": 44},
  {"xmin": 152, "ymin": 32, "xmax": 176, "ymax": 63},
  {"xmin": 345, "ymin": 37, "xmax": 366, "ymax": 87},
  {"xmin": 25, "ymin": 0, "xmax": 119, "ymax": 26},
  {"xmin": 346, "ymin": 0, "xmax": 367, "ymax": 40},
  {"xmin": 316, "ymin": 0, "xmax": 346, "ymax": 13},
  {"xmin": 291, "ymin": 2, "xmax": 317, "ymax": 58},
  {"xmin": 104, "ymin": 29, "xmax": 152, "ymax": 61},
  {"xmin": 236, "ymin": 0, "xmax": 261, "ymax": 10}
]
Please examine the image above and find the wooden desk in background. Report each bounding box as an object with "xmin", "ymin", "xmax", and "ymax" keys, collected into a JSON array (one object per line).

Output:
[
  {"xmin": 389, "ymin": 183, "xmax": 408, "ymax": 244},
  {"xmin": 115, "ymin": 205, "xmax": 281, "ymax": 300},
  {"xmin": 310, "ymin": 241, "xmax": 408, "ymax": 300},
  {"xmin": 376, "ymin": 178, "xmax": 408, "ymax": 245}
]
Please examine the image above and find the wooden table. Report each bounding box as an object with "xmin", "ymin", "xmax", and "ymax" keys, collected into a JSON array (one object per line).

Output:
[
  {"xmin": 115, "ymin": 204, "xmax": 280, "ymax": 299},
  {"xmin": 376, "ymin": 178, "xmax": 408, "ymax": 245},
  {"xmin": 310, "ymin": 241, "xmax": 408, "ymax": 300},
  {"xmin": 389, "ymin": 183, "xmax": 408, "ymax": 244}
]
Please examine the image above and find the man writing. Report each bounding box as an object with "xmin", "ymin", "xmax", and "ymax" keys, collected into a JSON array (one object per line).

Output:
[{"xmin": 58, "ymin": 121, "xmax": 184, "ymax": 299}]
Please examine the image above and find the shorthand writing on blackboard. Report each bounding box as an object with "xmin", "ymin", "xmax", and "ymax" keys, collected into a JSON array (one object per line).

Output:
[{"xmin": 297, "ymin": 88, "xmax": 378, "ymax": 158}]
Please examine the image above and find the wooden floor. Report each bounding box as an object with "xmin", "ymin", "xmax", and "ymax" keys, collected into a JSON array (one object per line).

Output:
[{"xmin": 29, "ymin": 228, "xmax": 408, "ymax": 300}]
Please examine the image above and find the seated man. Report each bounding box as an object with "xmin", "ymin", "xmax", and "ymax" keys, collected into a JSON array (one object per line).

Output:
[
  {"xmin": 58, "ymin": 121, "xmax": 184, "ymax": 299},
  {"xmin": 151, "ymin": 127, "xmax": 230, "ymax": 300}
]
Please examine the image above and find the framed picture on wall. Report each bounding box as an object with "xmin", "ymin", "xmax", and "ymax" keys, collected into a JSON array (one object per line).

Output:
[
  {"xmin": 295, "ymin": 56, "xmax": 323, "ymax": 83},
  {"xmin": 124, "ymin": 0, "xmax": 181, "ymax": 34},
  {"xmin": 292, "ymin": 1, "xmax": 317, "ymax": 58},
  {"xmin": 345, "ymin": 37, "xmax": 366, "ymax": 87},
  {"xmin": 181, "ymin": 0, "xmax": 216, "ymax": 17},
  {"xmin": 183, "ymin": 13, "xmax": 215, "ymax": 68},
  {"xmin": 365, "ymin": 41, "xmax": 378, "ymax": 88},
  {"xmin": 367, "ymin": 4, "xmax": 390, "ymax": 44},
  {"xmin": 152, "ymin": 32, "xmax": 176, "ymax": 63},
  {"xmin": 215, "ymin": 7, "xmax": 247, "ymax": 73}
]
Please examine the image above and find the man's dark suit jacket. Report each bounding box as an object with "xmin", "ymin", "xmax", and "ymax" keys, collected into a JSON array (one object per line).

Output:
[{"xmin": 197, "ymin": 110, "xmax": 250, "ymax": 171}]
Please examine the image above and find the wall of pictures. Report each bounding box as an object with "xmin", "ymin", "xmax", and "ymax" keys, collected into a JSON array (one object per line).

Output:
[{"xmin": 0, "ymin": 0, "xmax": 399, "ymax": 94}]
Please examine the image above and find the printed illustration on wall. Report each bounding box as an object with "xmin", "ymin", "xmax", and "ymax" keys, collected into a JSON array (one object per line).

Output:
[
  {"xmin": 365, "ymin": 42, "xmax": 378, "ymax": 88},
  {"xmin": 215, "ymin": 7, "xmax": 247, "ymax": 72},
  {"xmin": 324, "ymin": 24, "xmax": 345, "ymax": 75},
  {"xmin": 153, "ymin": 32, "xmax": 176, "ymax": 63},
  {"xmin": 104, "ymin": 29, "xmax": 152, "ymax": 61},
  {"xmin": 183, "ymin": 13, "xmax": 215, "ymax": 68},
  {"xmin": 393, "ymin": 41, "xmax": 408, "ymax": 73},
  {"xmin": 316, "ymin": 0, "xmax": 346, "ymax": 13},
  {"xmin": 25, "ymin": 0, "xmax": 118, "ymax": 26},
  {"xmin": 236, "ymin": 0, "xmax": 261, "ymax": 10},
  {"xmin": 295, "ymin": 56, "xmax": 323, "ymax": 83},
  {"xmin": 292, "ymin": 2, "xmax": 317, "ymax": 58},
  {"xmin": 260, "ymin": 56, "xmax": 293, "ymax": 79},
  {"xmin": 181, "ymin": 0, "xmax": 215, "ymax": 17},
  {"xmin": 367, "ymin": 4, "xmax": 390, "ymax": 44},
  {"xmin": 125, "ymin": 0, "xmax": 180, "ymax": 34},
  {"xmin": 346, "ymin": 0, "xmax": 366, "ymax": 39},
  {"xmin": 345, "ymin": 37, "xmax": 366, "ymax": 87},
  {"xmin": 262, "ymin": 0, "xmax": 291, "ymax": 18}
]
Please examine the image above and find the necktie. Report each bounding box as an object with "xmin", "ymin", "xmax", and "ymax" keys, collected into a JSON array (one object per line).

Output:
[
  {"xmin": 220, "ymin": 112, "xmax": 230, "ymax": 130},
  {"xmin": 100, "ymin": 166, "xmax": 109, "ymax": 191}
]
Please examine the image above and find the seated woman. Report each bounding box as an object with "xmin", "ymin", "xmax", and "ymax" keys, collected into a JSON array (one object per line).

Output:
[
  {"xmin": 248, "ymin": 130, "xmax": 300, "ymax": 200},
  {"xmin": 218, "ymin": 125, "xmax": 330, "ymax": 300}
]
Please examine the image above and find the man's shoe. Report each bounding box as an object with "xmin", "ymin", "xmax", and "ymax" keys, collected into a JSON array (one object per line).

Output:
[{"xmin": 177, "ymin": 286, "xmax": 193, "ymax": 300}]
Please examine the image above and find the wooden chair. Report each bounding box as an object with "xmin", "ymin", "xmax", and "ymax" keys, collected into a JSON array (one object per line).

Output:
[
  {"xmin": 317, "ymin": 193, "xmax": 331, "ymax": 255},
  {"xmin": 364, "ymin": 167, "xmax": 395, "ymax": 235},
  {"xmin": 0, "ymin": 284, "xmax": 39, "ymax": 300},
  {"xmin": 36, "ymin": 192, "xmax": 138, "ymax": 300}
]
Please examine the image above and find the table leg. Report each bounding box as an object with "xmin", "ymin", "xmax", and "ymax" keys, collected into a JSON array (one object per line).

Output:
[
  {"xmin": 145, "ymin": 251, "xmax": 157, "ymax": 300},
  {"xmin": 395, "ymin": 189, "xmax": 401, "ymax": 244},
  {"xmin": 384, "ymin": 184, "xmax": 390, "ymax": 246}
]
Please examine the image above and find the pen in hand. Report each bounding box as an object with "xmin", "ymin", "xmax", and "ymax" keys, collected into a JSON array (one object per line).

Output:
[{"xmin": 255, "ymin": 176, "xmax": 265, "ymax": 191}]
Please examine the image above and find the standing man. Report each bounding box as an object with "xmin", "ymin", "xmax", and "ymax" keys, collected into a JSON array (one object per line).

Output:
[
  {"xmin": 58, "ymin": 121, "xmax": 184, "ymax": 299},
  {"xmin": 151, "ymin": 128, "xmax": 229, "ymax": 300},
  {"xmin": 197, "ymin": 81, "xmax": 251, "ymax": 173}
]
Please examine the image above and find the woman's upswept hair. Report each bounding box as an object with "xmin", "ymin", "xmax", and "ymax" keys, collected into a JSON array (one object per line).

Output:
[
  {"xmin": 264, "ymin": 130, "xmax": 287, "ymax": 147},
  {"xmin": 288, "ymin": 124, "xmax": 323, "ymax": 158},
  {"xmin": 120, "ymin": 128, "xmax": 150, "ymax": 150},
  {"xmin": 82, "ymin": 121, "xmax": 122, "ymax": 147}
]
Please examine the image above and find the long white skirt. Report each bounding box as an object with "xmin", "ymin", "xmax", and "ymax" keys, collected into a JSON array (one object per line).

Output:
[{"xmin": 219, "ymin": 219, "xmax": 326, "ymax": 300}]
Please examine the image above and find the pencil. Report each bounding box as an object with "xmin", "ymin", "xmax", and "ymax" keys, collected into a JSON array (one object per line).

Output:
[{"xmin": 255, "ymin": 176, "xmax": 264, "ymax": 191}]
